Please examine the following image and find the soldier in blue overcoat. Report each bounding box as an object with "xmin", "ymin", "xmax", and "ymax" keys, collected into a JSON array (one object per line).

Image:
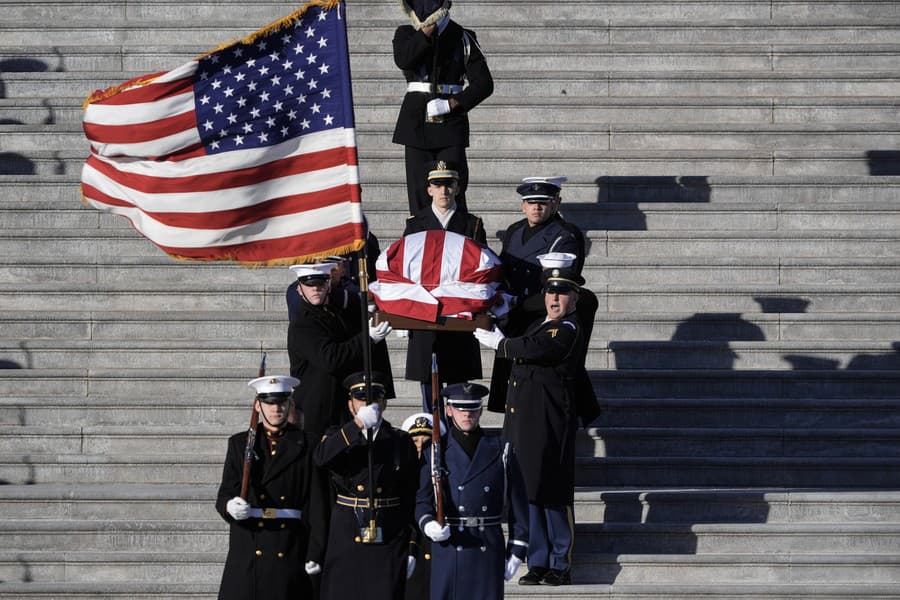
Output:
[{"xmin": 416, "ymin": 382, "xmax": 529, "ymax": 599}]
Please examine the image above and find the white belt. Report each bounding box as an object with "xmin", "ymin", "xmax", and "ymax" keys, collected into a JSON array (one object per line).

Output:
[
  {"xmin": 248, "ymin": 507, "xmax": 302, "ymax": 520},
  {"xmin": 407, "ymin": 82, "xmax": 463, "ymax": 94}
]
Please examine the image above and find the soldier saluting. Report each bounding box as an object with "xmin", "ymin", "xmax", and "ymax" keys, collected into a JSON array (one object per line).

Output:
[
  {"xmin": 216, "ymin": 375, "xmax": 328, "ymax": 600},
  {"xmin": 416, "ymin": 382, "xmax": 530, "ymax": 598},
  {"xmin": 314, "ymin": 371, "xmax": 420, "ymax": 600}
]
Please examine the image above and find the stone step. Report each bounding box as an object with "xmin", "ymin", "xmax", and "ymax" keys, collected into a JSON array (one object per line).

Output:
[
  {"xmin": 2, "ymin": 254, "xmax": 899, "ymax": 287},
  {"xmin": 581, "ymin": 427, "xmax": 900, "ymax": 458},
  {"xmin": 1, "ymin": 516, "xmax": 898, "ymax": 555},
  {"xmin": 9, "ymin": 197, "xmax": 900, "ymax": 235},
  {"xmin": 9, "ymin": 121, "xmax": 900, "ymax": 153},
  {"xmin": 7, "ymin": 43, "xmax": 900, "ymax": 74},
  {"xmin": 4, "ymin": 310, "xmax": 900, "ymax": 342},
  {"xmin": 581, "ymin": 456, "xmax": 900, "ymax": 488},
  {"xmin": 2, "ymin": 338, "xmax": 898, "ymax": 373},
  {"xmin": 6, "ymin": 0, "xmax": 900, "ymax": 23},
  {"xmin": 5, "ymin": 147, "xmax": 898, "ymax": 178},
  {"xmin": 3, "ymin": 549, "xmax": 900, "ymax": 585},
  {"xmin": 5, "ymin": 484, "xmax": 900, "ymax": 524},
  {"xmin": 5, "ymin": 68, "xmax": 900, "ymax": 99},
  {"xmin": 5, "ymin": 423, "xmax": 899, "ymax": 458},
  {"xmin": 8, "ymin": 173, "xmax": 900, "ymax": 205},
  {"xmin": 5, "ymin": 19, "xmax": 900, "ymax": 47},
  {"xmin": 1, "ymin": 581, "xmax": 898, "ymax": 600},
  {"xmin": 5, "ymin": 452, "xmax": 900, "ymax": 487},
  {"xmin": 5, "ymin": 96, "xmax": 900, "ymax": 128},
  {"xmin": 3, "ymin": 227, "xmax": 900, "ymax": 260},
  {"xmin": 2, "ymin": 281, "xmax": 900, "ymax": 313},
  {"xmin": 600, "ymin": 398, "xmax": 900, "ymax": 429}
]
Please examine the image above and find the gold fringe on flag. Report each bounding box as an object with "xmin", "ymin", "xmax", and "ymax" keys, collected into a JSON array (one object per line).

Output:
[
  {"xmin": 166, "ymin": 238, "xmax": 366, "ymax": 268},
  {"xmin": 83, "ymin": 0, "xmax": 343, "ymax": 109}
]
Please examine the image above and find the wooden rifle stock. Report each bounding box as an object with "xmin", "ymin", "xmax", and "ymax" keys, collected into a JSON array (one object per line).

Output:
[
  {"xmin": 430, "ymin": 352, "xmax": 444, "ymax": 525},
  {"xmin": 240, "ymin": 352, "xmax": 267, "ymax": 500}
]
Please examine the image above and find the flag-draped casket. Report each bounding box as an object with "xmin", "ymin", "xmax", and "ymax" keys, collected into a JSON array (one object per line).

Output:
[{"xmin": 369, "ymin": 230, "xmax": 502, "ymax": 323}]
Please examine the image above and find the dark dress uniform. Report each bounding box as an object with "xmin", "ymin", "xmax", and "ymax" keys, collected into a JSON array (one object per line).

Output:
[
  {"xmin": 402, "ymin": 206, "xmax": 487, "ymax": 396},
  {"xmin": 287, "ymin": 292, "xmax": 395, "ymax": 437},
  {"xmin": 500, "ymin": 214, "xmax": 585, "ymax": 301},
  {"xmin": 216, "ymin": 424, "xmax": 327, "ymax": 600},
  {"xmin": 392, "ymin": 19, "xmax": 494, "ymax": 214},
  {"xmin": 416, "ymin": 429, "xmax": 529, "ymax": 600},
  {"xmin": 314, "ymin": 419, "xmax": 419, "ymax": 600}
]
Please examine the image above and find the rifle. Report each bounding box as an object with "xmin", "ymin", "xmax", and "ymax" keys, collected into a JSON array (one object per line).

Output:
[
  {"xmin": 430, "ymin": 352, "xmax": 444, "ymax": 525},
  {"xmin": 358, "ymin": 245, "xmax": 380, "ymax": 543},
  {"xmin": 239, "ymin": 352, "xmax": 267, "ymax": 500}
]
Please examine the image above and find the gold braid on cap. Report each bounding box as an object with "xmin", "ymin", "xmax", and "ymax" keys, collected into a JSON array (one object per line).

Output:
[{"xmin": 399, "ymin": 0, "xmax": 450, "ymax": 30}]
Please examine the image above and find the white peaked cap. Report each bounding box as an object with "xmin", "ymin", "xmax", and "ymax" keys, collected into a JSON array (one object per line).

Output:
[
  {"xmin": 288, "ymin": 263, "xmax": 336, "ymax": 280},
  {"xmin": 248, "ymin": 375, "xmax": 299, "ymax": 395}
]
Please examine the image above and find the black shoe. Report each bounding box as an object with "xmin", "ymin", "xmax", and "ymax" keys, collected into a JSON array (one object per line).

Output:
[
  {"xmin": 518, "ymin": 567, "xmax": 548, "ymax": 586},
  {"xmin": 542, "ymin": 569, "xmax": 571, "ymax": 586}
]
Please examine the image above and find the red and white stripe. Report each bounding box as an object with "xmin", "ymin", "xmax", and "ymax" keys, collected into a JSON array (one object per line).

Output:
[{"xmin": 370, "ymin": 230, "xmax": 502, "ymax": 322}]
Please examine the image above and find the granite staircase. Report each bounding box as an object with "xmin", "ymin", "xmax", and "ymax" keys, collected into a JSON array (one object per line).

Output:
[{"xmin": 2, "ymin": 0, "xmax": 900, "ymax": 597}]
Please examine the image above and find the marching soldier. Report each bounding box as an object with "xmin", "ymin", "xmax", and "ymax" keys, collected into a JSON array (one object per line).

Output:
[
  {"xmin": 402, "ymin": 160, "xmax": 487, "ymax": 412},
  {"xmin": 393, "ymin": 0, "xmax": 494, "ymax": 214},
  {"xmin": 416, "ymin": 383, "xmax": 529, "ymax": 599},
  {"xmin": 474, "ymin": 257, "xmax": 599, "ymax": 586},
  {"xmin": 287, "ymin": 263, "xmax": 395, "ymax": 437},
  {"xmin": 216, "ymin": 375, "xmax": 328, "ymax": 600},
  {"xmin": 314, "ymin": 371, "xmax": 420, "ymax": 600}
]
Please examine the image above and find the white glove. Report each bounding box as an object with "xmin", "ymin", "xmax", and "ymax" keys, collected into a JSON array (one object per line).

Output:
[
  {"xmin": 504, "ymin": 555, "xmax": 523, "ymax": 581},
  {"xmin": 356, "ymin": 403, "xmax": 382, "ymax": 429},
  {"xmin": 423, "ymin": 519, "xmax": 451, "ymax": 542},
  {"xmin": 406, "ymin": 555, "xmax": 416, "ymax": 579},
  {"xmin": 474, "ymin": 326, "xmax": 506, "ymax": 350},
  {"xmin": 394, "ymin": 329, "xmax": 409, "ymax": 339},
  {"xmin": 305, "ymin": 560, "xmax": 321, "ymax": 575},
  {"xmin": 369, "ymin": 318, "xmax": 392, "ymax": 343},
  {"xmin": 426, "ymin": 98, "xmax": 451, "ymax": 118},
  {"xmin": 226, "ymin": 496, "xmax": 250, "ymax": 520}
]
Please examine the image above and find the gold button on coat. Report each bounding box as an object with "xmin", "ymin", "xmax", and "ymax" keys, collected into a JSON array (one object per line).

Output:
[
  {"xmin": 255, "ymin": 550, "xmax": 262, "ymax": 556},
  {"xmin": 357, "ymin": 484, "xmax": 365, "ymax": 492}
]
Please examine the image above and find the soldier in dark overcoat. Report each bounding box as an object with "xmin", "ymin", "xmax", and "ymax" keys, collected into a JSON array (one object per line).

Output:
[
  {"xmin": 499, "ymin": 177, "xmax": 585, "ymax": 302},
  {"xmin": 216, "ymin": 375, "xmax": 328, "ymax": 600},
  {"xmin": 287, "ymin": 263, "xmax": 394, "ymax": 437},
  {"xmin": 314, "ymin": 372, "xmax": 420, "ymax": 600},
  {"xmin": 393, "ymin": 0, "xmax": 494, "ymax": 214},
  {"xmin": 401, "ymin": 161, "xmax": 487, "ymax": 411},
  {"xmin": 474, "ymin": 262, "xmax": 595, "ymax": 586},
  {"xmin": 416, "ymin": 382, "xmax": 529, "ymax": 599}
]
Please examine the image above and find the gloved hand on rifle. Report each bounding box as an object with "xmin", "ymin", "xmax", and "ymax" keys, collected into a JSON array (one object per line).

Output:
[
  {"xmin": 226, "ymin": 496, "xmax": 250, "ymax": 520},
  {"xmin": 423, "ymin": 519, "xmax": 451, "ymax": 542}
]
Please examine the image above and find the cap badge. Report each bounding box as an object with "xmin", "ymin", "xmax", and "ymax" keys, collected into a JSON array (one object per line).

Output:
[
  {"xmin": 436, "ymin": 160, "xmax": 447, "ymax": 170},
  {"xmin": 552, "ymin": 269, "xmax": 560, "ymax": 277},
  {"xmin": 269, "ymin": 378, "xmax": 278, "ymax": 384}
]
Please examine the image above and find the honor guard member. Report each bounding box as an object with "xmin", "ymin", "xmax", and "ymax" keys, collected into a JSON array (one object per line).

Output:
[
  {"xmin": 401, "ymin": 413, "xmax": 446, "ymax": 599},
  {"xmin": 393, "ymin": 0, "xmax": 494, "ymax": 214},
  {"xmin": 500, "ymin": 176, "xmax": 585, "ymax": 302},
  {"xmin": 216, "ymin": 375, "xmax": 328, "ymax": 600},
  {"xmin": 402, "ymin": 160, "xmax": 487, "ymax": 412},
  {"xmin": 287, "ymin": 263, "xmax": 395, "ymax": 437},
  {"xmin": 314, "ymin": 371, "xmax": 420, "ymax": 600},
  {"xmin": 416, "ymin": 383, "xmax": 529, "ymax": 599},
  {"xmin": 474, "ymin": 258, "xmax": 599, "ymax": 586}
]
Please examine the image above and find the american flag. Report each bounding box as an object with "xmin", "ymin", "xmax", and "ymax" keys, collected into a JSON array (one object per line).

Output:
[
  {"xmin": 370, "ymin": 230, "xmax": 503, "ymax": 322},
  {"xmin": 80, "ymin": 0, "xmax": 365, "ymax": 264}
]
